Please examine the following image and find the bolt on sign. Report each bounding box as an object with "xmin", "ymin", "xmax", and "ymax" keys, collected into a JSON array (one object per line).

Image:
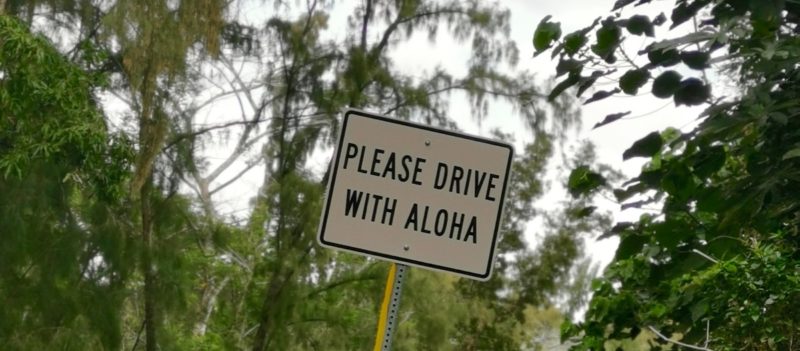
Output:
[{"xmin": 318, "ymin": 109, "xmax": 514, "ymax": 280}]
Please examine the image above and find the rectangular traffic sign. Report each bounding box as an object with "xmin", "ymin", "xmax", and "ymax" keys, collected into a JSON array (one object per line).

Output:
[{"xmin": 317, "ymin": 109, "xmax": 513, "ymax": 280}]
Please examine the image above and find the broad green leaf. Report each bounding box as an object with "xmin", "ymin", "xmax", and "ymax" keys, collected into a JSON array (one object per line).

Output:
[
  {"xmin": 696, "ymin": 186, "xmax": 724, "ymax": 212},
  {"xmin": 567, "ymin": 165, "xmax": 607, "ymax": 197},
  {"xmin": 653, "ymin": 220, "xmax": 692, "ymax": 249},
  {"xmin": 623, "ymin": 132, "xmax": 663, "ymax": 160},
  {"xmin": 619, "ymin": 69, "xmax": 650, "ymax": 95},
  {"xmin": 680, "ymin": 50, "xmax": 710, "ymax": 69},
  {"xmin": 782, "ymin": 148, "xmax": 800, "ymax": 160},
  {"xmin": 690, "ymin": 300, "xmax": 709, "ymax": 321},
  {"xmin": 615, "ymin": 234, "xmax": 647, "ymax": 260},
  {"xmin": 670, "ymin": 0, "xmax": 707, "ymax": 29},
  {"xmin": 591, "ymin": 20, "xmax": 622, "ymax": 63},
  {"xmin": 661, "ymin": 162, "xmax": 695, "ymax": 201},
  {"xmin": 563, "ymin": 30, "xmax": 588, "ymax": 56},
  {"xmin": 673, "ymin": 78, "xmax": 710, "ymax": 106},
  {"xmin": 534, "ymin": 15, "xmax": 562, "ymax": 55},
  {"xmin": 574, "ymin": 206, "xmax": 597, "ymax": 218},
  {"xmin": 692, "ymin": 145, "xmax": 725, "ymax": 177},
  {"xmin": 625, "ymin": 15, "xmax": 655, "ymax": 36},
  {"xmin": 652, "ymin": 70, "xmax": 682, "ymax": 98},
  {"xmin": 647, "ymin": 47, "xmax": 681, "ymax": 67}
]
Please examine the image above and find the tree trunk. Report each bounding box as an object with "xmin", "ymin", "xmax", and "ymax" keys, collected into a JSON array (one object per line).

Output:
[
  {"xmin": 141, "ymin": 176, "xmax": 157, "ymax": 351},
  {"xmin": 250, "ymin": 267, "xmax": 284, "ymax": 351},
  {"xmin": 194, "ymin": 276, "xmax": 230, "ymax": 336}
]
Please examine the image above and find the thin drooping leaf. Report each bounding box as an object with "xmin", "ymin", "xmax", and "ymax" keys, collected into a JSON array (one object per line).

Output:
[
  {"xmin": 583, "ymin": 88, "xmax": 620, "ymax": 104},
  {"xmin": 593, "ymin": 111, "xmax": 631, "ymax": 129},
  {"xmin": 548, "ymin": 72, "xmax": 581, "ymax": 101}
]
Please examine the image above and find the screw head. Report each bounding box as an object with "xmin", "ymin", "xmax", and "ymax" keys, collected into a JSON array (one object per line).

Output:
[
  {"xmin": 403, "ymin": 245, "xmax": 410, "ymax": 251},
  {"xmin": 425, "ymin": 140, "xmax": 431, "ymax": 146}
]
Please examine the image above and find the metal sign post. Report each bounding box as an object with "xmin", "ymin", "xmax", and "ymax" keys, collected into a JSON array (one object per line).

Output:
[
  {"xmin": 316, "ymin": 109, "xmax": 514, "ymax": 349},
  {"xmin": 372, "ymin": 263, "xmax": 408, "ymax": 351}
]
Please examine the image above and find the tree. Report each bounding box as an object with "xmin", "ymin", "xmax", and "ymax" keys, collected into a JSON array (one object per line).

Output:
[
  {"xmin": 536, "ymin": 0, "xmax": 800, "ymax": 349},
  {"xmin": 0, "ymin": 15, "xmax": 132, "ymax": 349},
  {"xmin": 1, "ymin": 0, "xmax": 613, "ymax": 349}
]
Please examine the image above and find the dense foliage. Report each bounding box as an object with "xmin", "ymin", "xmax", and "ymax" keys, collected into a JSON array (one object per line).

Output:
[
  {"xmin": 0, "ymin": 1, "xmax": 612, "ymax": 350},
  {"xmin": 536, "ymin": 0, "xmax": 800, "ymax": 349}
]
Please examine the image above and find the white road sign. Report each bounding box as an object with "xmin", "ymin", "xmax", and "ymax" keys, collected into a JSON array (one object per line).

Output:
[{"xmin": 318, "ymin": 109, "xmax": 513, "ymax": 280}]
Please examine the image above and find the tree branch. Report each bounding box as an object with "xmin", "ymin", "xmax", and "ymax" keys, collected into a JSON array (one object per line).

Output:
[
  {"xmin": 361, "ymin": 0, "xmax": 372, "ymax": 50},
  {"xmin": 648, "ymin": 325, "xmax": 713, "ymax": 351},
  {"xmin": 370, "ymin": 8, "xmax": 466, "ymax": 61},
  {"xmin": 210, "ymin": 154, "xmax": 264, "ymax": 195}
]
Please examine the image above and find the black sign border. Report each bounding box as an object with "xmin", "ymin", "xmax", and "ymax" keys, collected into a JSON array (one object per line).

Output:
[{"xmin": 318, "ymin": 109, "xmax": 514, "ymax": 281}]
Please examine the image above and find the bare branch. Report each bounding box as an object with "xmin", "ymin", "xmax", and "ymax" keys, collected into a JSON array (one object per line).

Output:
[
  {"xmin": 210, "ymin": 154, "xmax": 264, "ymax": 195},
  {"xmin": 164, "ymin": 118, "xmax": 269, "ymax": 150},
  {"xmin": 648, "ymin": 325, "xmax": 714, "ymax": 351},
  {"xmin": 692, "ymin": 249, "xmax": 719, "ymax": 264},
  {"xmin": 371, "ymin": 8, "xmax": 466, "ymax": 60},
  {"xmin": 361, "ymin": 0, "xmax": 372, "ymax": 50}
]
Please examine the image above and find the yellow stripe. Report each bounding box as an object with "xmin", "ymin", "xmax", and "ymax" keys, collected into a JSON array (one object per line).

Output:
[{"xmin": 372, "ymin": 263, "xmax": 397, "ymax": 351}]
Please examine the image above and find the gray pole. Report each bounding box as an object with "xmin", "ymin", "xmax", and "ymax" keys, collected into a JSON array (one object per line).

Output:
[{"xmin": 379, "ymin": 264, "xmax": 408, "ymax": 351}]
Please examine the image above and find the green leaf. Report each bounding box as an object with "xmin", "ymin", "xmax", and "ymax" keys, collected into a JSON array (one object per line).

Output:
[
  {"xmin": 593, "ymin": 111, "xmax": 631, "ymax": 129},
  {"xmin": 782, "ymin": 148, "xmax": 800, "ymax": 160},
  {"xmin": 591, "ymin": 20, "xmax": 622, "ymax": 63},
  {"xmin": 647, "ymin": 48, "xmax": 681, "ymax": 67},
  {"xmin": 661, "ymin": 162, "xmax": 695, "ymax": 201},
  {"xmin": 567, "ymin": 165, "xmax": 607, "ymax": 197},
  {"xmin": 548, "ymin": 72, "xmax": 580, "ymax": 101},
  {"xmin": 534, "ymin": 15, "xmax": 562, "ymax": 55},
  {"xmin": 615, "ymin": 234, "xmax": 647, "ymax": 260},
  {"xmin": 673, "ymin": 78, "xmax": 710, "ymax": 106},
  {"xmin": 625, "ymin": 15, "xmax": 655, "ymax": 36},
  {"xmin": 577, "ymin": 71, "xmax": 608, "ymax": 97},
  {"xmin": 692, "ymin": 145, "xmax": 725, "ymax": 178},
  {"xmin": 696, "ymin": 186, "xmax": 724, "ymax": 212},
  {"xmin": 652, "ymin": 70, "xmax": 682, "ymax": 98},
  {"xmin": 652, "ymin": 12, "xmax": 667, "ymax": 26},
  {"xmin": 612, "ymin": 0, "xmax": 636, "ymax": 11},
  {"xmin": 653, "ymin": 220, "xmax": 692, "ymax": 249},
  {"xmin": 680, "ymin": 50, "xmax": 710, "ymax": 69},
  {"xmin": 584, "ymin": 88, "xmax": 620, "ymax": 104},
  {"xmin": 619, "ymin": 69, "xmax": 650, "ymax": 95},
  {"xmin": 623, "ymin": 132, "xmax": 663, "ymax": 160},
  {"xmin": 563, "ymin": 30, "xmax": 588, "ymax": 55},
  {"xmin": 670, "ymin": 0, "xmax": 708, "ymax": 29},
  {"xmin": 690, "ymin": 300, "xmax": 709, "ymax": 321},
  {"xmin": 575, "ymin": 206, "xmax": 597, "ymax": 218},
  {"xmin": 556, "ymin": 58, "xmax": 583, "ymax": 77},
  {"xmin": 600, "ymin": 222, "xmax": 634, "ymax": 240}
]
